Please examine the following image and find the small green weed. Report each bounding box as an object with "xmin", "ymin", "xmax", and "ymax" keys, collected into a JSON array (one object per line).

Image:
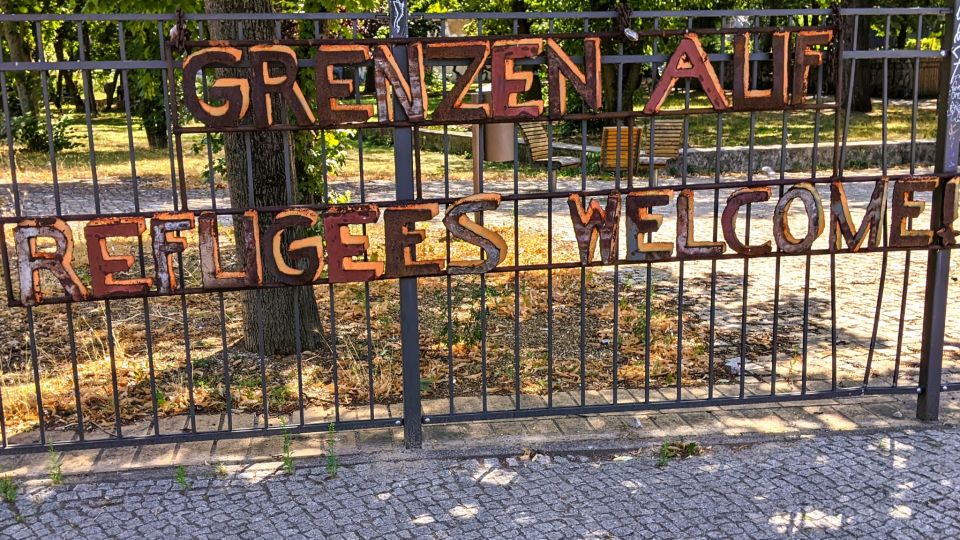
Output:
[
  {"xmin": 47, "ymin": 443, "xmax": 63, "ymax": 485},
  {"xmin": 212, "ymin": 462, "xmax": 228, "ymax": 479},
  {"xmin": 0, "ymin": 474, "xmax": 17, "ymax": 503},
  {"xmin": 326, "ymin": 423, "xmax": 339, "ymax": 478},
  {"xmin": 281, "ymin": 421, "xmax": 295, "ymax": 475},
  {"xmin": 656, "ymin": 440, "xmax": 704, "ymax": 468},
  {"xmin": 174, "ymin": 465, "xmax": 190, "ymax": 489}
]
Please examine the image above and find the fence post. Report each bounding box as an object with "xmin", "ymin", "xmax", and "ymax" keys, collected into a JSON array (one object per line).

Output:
[
  {"xmin": 917, "ymin": 0, "xmax": 960, "ymax": 421},
  {"xmin": 389, "ymin": 0, "xmax": 424, "ymax": 448}
]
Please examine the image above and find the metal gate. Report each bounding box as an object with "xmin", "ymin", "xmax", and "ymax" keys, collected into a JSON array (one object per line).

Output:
[{"xmin": 0, "ymin": 4, "xmax": 958, "ymax": 454}]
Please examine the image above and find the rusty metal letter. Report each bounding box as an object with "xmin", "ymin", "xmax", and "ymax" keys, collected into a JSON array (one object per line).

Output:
[
  {"xmin": 792, "ymin": 31, "xmax": 833, "ymax": 105},
  {"xmin": 384, "ymin": 204, "xmax": 445, "ymax": 278},
  {"xmin": 625, "ymin": 189, "xmax": 674, "ymax": 260},
  {"xmin": 677, "ymin": 189, "xmax": 725, "ymax": 258},
  {"xmin": 890, "ymin": 177, "xmax": 938, "ymax": 247},
  {"xmin": 721, "ymin": 187, "xmax": 772, "ymax": 256},
  {"xmin": 373, "ymin": 43, "xmax": 428, "ymax": 122},
  {"xmin": 568, "ymin": 192, "xmax": 621, "ymax": 264},
  {"xmin": 829, "ymin": 178, "xmax": 887, "ymax": 252},
  {"xmin": 644, "ymin": 34, "xmax": 727, "ymax": 114},
  {"xmin": 14, "ymin": 218, "xmax": 87, "ymax": 306},
  {"xmin": 323, "ymin": 204, "xmax": 384, "ymax": 283},
  {"xmin": 733, "ymin": 32, "xmax": 789, "ymax": 110},
  {"xmin": 545, "ymin": 37, "xmax": 601, "ymax": 116},
  {"xmin": 151, "ymin": 212, "xmax": 195, "ymax": 294},
  {"xmin": 84, "ymin": 217, "xmax": 153, "ymax": 297},
  {"xmin": 773, "ymin": 183, "xmax": 824, "ymax": 254},
  {"xmin": 198, "ymin": 210, "xmax": 263, "ymax": 288},
  {"xmin": 315, "ymin": 45, "xmax": 374, "ymax": 125},
  {"xmin": 247, "ymin": 45, "xmax": 316, "ymax": 127},
  {"xmin": 181, "ymin": 47, "xmax": 249, "ymax": 128},
  {"xmin": 443, "ymin": 193, "xmax": 507, "ymax": 275},
  {"xmin": 264, "ymin": 209, "xmax": 325, "ymax": 285},
  {"xmin": 426, "ymin": 41, "xmax": 491, "ymax": 122},
  {"xmin": 490, "ymin": 39, "xmax": 544, "ymax": 119}
]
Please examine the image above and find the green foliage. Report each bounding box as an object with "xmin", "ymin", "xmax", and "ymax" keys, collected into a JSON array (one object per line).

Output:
[
  {"xmin": 296, "ymin": 129, "xmax": 354, "ymax": 202},
  {"xmin": 191, "ymin": 133, "xmax": 227, "ymax": 186},
  {"xmin": 281, "ymin": 421, "xmax": 295, "ymax": 475},
  {"xmin": 174, "ymin": 465, "xmax": 190, "ymax": 489},
  {"xmin": 9, "ymin": 114, "xmax": 75, "ymax": 152},
  {"xmin": 269, "ymin": 384, "xmax": 292, "ymax": 408},
  {"xmin": 80, "ymin": 1, "xmax": 202, "ymax": 148},
  {"xmin": 656, "ymin": 441, "xmax": 672, "ymax": 468},
  {"xmin": 47, "ymin": 443, "xmax": 63, "ymax": 486},
  {"xmin": 656, "ymin": 440, "xmax": 704, "ymax": 467},
  {"xmin": 0, "ymin": 474, "xmax": 17, "ymax": 503},
  {"xmin": 326, "ymin": 422, "xmax": 339, "ymax": 478}
]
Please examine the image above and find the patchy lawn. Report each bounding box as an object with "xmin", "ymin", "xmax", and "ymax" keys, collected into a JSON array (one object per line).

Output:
[
  {"xmin": 0, "ymin": 226, "xmax": 709, "ymax": 435},
  {"xmin": 0, "ymin": 97, "xmax": 938, "ymax": 192}
]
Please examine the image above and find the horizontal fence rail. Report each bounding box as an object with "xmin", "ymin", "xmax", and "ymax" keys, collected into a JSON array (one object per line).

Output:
[{"xmin": 0, "ymin": 5, "xmax": 956, "ymax": 454}]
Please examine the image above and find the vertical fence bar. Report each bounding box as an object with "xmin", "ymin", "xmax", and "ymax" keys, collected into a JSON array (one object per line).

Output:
[
  {"xmin": 917, "ymin": 0, "xmax": 960, "ymax": 421},
  {"xmin": 389, "ymin": 0, "xmax": 422, "ymax": 448}
]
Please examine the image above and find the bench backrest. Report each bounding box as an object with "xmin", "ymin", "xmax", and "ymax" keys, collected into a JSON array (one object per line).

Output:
[
  {"xmin": 519, "ymin": 122, "xmax": 551, "ymax": 162},
  {"xmin": 648, "ymin": 118, "xmax": 684, "ymax": 159},
  {"xmin": 600, "ymin": 126, "xmax": 642, "ymax": 171}
]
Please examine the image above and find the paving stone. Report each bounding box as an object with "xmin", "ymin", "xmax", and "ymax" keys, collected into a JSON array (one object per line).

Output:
[{"xmin": 5, "ymin": 423, "xmax": 958, "ymax": 537}]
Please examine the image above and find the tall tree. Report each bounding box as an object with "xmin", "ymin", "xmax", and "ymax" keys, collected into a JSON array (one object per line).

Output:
[
  {"xmin": 203, "ymin": 0, "xmax": 324, "ymax": 355},
  {"xmin": 847, "ymin": 0, "xmax": 873, "ymax": 112},
  {"xmin": 0, "ymin": 0, "xmax": 40, "ymax": 115},
  {"xmin": 52, "ymin": 20, "xmax": 86, "ymax": 112}
]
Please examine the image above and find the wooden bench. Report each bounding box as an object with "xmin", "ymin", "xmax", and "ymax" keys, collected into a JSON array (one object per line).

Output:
[
  {"xmin": 643, "ymin": 118, "xmax": 684, "ymax": 183},
  {"xmin": 600, "ymin": 125, "xmax": 643, "ymax": 172},
  {"xmin": 599, "ymin": 119, "xmax": 683, "ymax": 183},
  {"xmin": 519, "ymin": 122, "xmax": 581, "ymax": 191}
]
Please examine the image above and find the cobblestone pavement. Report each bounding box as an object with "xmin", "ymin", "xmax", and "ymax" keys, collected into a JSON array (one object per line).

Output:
[{"xmin": 2, "ymin": 425, "xmax": 959, "ymax": 538}]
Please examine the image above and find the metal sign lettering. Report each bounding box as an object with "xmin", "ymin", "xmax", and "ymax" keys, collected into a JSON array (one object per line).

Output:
[
  {"xmin": 10, "ymin": 27, "xmax": 950, "ymax": 309},
  {"xmin": 4, "ymin": 174, "xmax": 958, "ymax": 307},
  {"xmin": 172, "ymin": 30, "xmax": 834, "ymax": 132}
]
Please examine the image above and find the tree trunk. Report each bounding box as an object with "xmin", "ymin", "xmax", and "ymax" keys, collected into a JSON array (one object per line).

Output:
[
  {"xmin": 0, "ymin": 18, "xmax": 39, "ymax": 116},
  {"xmin": 104, "ymin": 70, "xmax": 120, "ymax": 112},
  {"xmin": 622, "ymin": 63, "xmax": 643, "ymax": 107},
  {"xmin": 52, "ymin": 30, "xmax": 85, "ymax": 113},
  {"xmin": 204, "ymin": 0, "xmax": 324, "ymax": 356},
  {"xmin": 847, "ymin": 0, "xmax": 873, "ymax": 113},
  {"xmin": 600, "ymin": 63, "xmax": 644, "ymax": 116},
  {"xmin": 80, "ymin": 23, "xmax": 97, "ymax": 115},
  {"xmin": 601, "ymin": 64, "xmax": 617, "ymax": 113}
]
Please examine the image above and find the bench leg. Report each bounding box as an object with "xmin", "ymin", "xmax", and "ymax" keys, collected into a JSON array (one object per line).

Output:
[{"xmin": 548, "ymin": 168, "xmax": 557, "ymax": 193}]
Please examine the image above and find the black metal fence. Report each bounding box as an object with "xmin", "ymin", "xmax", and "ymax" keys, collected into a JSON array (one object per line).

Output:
[{"xmin": 0, "ymin": 4, "xmax": 958, "ymax": 454}]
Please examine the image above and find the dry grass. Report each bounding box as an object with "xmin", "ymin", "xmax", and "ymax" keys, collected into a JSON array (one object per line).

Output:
[
  {"xmin": 0, "ymin": 96, "xmax": 935, "ymax": 437},
  {"xmin": 0, "ymin": 223, "xmax": 712, "ymax": 436}
]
